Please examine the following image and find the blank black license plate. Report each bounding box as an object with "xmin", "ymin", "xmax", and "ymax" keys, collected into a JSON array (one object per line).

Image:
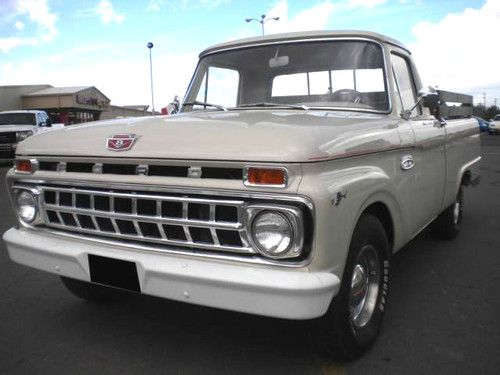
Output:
[{"xmin": 88, "ymin": 254, "xmax": 140, "ymax": 292}]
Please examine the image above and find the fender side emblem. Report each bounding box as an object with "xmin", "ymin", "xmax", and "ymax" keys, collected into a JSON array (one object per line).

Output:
[{"xmin": 401, "ymin": 155, "xmax": 414, "ymax": 170}]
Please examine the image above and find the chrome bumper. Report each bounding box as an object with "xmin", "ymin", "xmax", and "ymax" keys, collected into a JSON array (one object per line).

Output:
[{"xmin": 3, "ymin": 227, "xmax": 339, "ymax": 319}]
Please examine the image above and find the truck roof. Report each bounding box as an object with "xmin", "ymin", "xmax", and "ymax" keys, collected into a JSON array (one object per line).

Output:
[
  {"xmin": 0, "ymin": 110, "xmax": 45, "ymax": 115},
  {"xmin": 199, "ymin": 30, "xmax": 409, "ymax": 57}
]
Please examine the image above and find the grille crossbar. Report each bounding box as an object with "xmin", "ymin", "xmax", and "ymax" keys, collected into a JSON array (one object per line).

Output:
[{"xmin": 38, "ymin": 186, "xmax": 254, "ymax": 254}]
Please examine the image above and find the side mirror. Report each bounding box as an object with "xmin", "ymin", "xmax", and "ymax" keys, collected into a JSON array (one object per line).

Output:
[
  {"xmin": 166, "ymin": 95, "xmax": 180, "ymax": 115},
  {"xmin": 400, "ymin": 87, "xmax": 440, "ymax": 121},
  {"xmin": 418, "ymin": 87, "xmax": 440, "ymax": 118}
]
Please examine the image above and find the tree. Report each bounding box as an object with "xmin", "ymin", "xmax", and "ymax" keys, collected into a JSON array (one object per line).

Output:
[
  {"xmin": 473, "ymin": 104, "xmax": 499, "ymax": 120},
  {"xmin": 485, "ymin": 105, "xmax": 500, "ymax": 120}
]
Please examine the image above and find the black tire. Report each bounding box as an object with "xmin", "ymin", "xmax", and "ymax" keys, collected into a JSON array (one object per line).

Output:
[
  {"xmin": 60, "ymin": 276, "xmax": 126, "ymax": 302},
  {"xmin": 315, "ymin": 214, "xmax": 390, "ymax": 360},
  {"xmin": 430, "ymin": 185, "xmax": 463, "ymax": 240}
]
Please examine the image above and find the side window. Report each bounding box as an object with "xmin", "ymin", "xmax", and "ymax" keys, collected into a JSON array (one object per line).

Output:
[
  {"xmin": 36, "ymin": 113, "xmax": 43, "ymax": 125},
  {"xmin": 196, "ymin": 66, "xmax": 239, "ymax": 107},
  {"xmin": 391, "ymin": 54, "xmax": 419, "ymax": 117}
]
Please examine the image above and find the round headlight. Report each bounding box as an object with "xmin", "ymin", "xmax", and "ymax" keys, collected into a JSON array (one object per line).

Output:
[
  {"xmin": 16, "ymin": 191, "xmax": 37, "ymax": 223},
  {"xmin": 16, "ymin": 130, "xmax": 33, "ymax": 142},
  {"xmin": 251, "ymin": 211, "xmax": 293, "ymax": 257}
]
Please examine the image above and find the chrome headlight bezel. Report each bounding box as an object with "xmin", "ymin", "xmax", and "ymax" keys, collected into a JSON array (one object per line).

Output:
[
  {"xmin": 12, "ymin": 187, "xmax": 42, "ymax": 226},
  {"xmin": 247, "ymin": 204, "xmax": 304, "ymax": 259}
]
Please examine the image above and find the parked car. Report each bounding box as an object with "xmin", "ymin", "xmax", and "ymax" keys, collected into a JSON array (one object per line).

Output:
[
  {"xmin": 2, "ymin": 31, "xmax": 481, "ymax": 360},
  {"xmin": 0, "ymin": 110, "xmax": 64, "ymax": 160},
  {"xmin": 489, "ymin": 114, "xmax": 500, "ymax": 134},
  {"xmin": 473, "ymin": 116, "xmax": 491, "ymax": 132}
]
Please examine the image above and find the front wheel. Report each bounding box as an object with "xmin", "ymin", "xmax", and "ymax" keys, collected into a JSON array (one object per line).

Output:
[{"xmin": 315, "ymin": 214, "xmax": 390, "ymax": 360}]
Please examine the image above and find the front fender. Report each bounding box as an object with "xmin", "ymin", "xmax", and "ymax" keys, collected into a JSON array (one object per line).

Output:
[{"xmin": 298, "ymin": 161, "xmax": 404, "ymax": 281}]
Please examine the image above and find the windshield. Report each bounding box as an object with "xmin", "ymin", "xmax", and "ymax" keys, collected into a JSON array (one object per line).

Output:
[
  {"xmin": 494, "ymin": 115, "xmax": 500, "ymax": 121},
  {"xmin": 183, "ymin": 40, "xmax": 389, "ymax": 113},
  {"xmin": 0, "ymin": 113, "xmax": 36, "ymax": 126}
]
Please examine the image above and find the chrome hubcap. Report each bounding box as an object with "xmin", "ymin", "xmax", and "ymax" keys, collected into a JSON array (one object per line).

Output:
[{"xmin": 349, "ymin": 245, "xmax": 380, "ymax": 328}]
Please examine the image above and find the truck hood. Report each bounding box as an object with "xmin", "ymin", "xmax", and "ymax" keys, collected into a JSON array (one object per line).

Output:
[
  {"xmin": 0, "ymin": 125, "xmax": 34, "ymax": 133},
  {"xmin": 16, "ymin": 110, "xmax": 399, "ymax": 163}
]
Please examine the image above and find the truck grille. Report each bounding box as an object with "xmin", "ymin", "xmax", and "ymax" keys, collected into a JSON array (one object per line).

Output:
[
  {"xmin": 37, "ymin": 159, "xmax": 243, "ymax": 180},
  {"xmin": 0, "ymin": 132, "xmax": 16, "ymax": 144},
  {"xmin": 39, "ymin": 186, "xmax": 254, "ymax": 255}
]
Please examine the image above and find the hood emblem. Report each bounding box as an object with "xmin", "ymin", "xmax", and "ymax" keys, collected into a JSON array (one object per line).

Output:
[{"xmin": 107, "ymin": 133, "xmax": 138, "ymax": 151}]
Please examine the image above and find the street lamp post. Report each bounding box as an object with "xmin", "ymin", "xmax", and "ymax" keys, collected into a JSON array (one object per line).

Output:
[
  {"xmin": 245, "ymin": 14, "xmax": 279, "ymax": 36},
  {"xmin": 147, "ymin": 42, "xmax": 155, "ymax": 116}
]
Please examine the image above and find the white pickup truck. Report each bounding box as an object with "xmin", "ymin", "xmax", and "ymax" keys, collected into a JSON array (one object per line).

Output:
[
  {"xmin": 2, "ymin": 31, "xmax": 480, "ymax": 359},
  {"xmin": 0, "ymin": 110, "xmax": 64, "ymax": 161}
]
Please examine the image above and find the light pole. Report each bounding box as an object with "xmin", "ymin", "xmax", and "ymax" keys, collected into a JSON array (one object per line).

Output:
[
  {"xmin": 147, "ymin": 42, "xmax": 155, "ymax": 115},
  {"xmin": 245, "ymin": 14, "xmax": 279, "ymax": 36}
]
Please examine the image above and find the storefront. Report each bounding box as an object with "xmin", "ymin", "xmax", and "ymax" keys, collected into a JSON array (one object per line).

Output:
[
  {"xmin": 20, "ymin": 86, "xmax": 111, "ymax": 125},
  {"xmin": 0, "ymin": 85, "xmax": 150, "ymax": 124}
]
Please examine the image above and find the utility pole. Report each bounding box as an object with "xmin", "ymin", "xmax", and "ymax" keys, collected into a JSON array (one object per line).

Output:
[
  {"xmin": 245, "ymin": 14, "xmax": 280, "ymax": 36},
  {"xmin": 147, "ymin": 42, "xmax": 155, "ymax": 115},
  {"xmin": 483, "ymin": 92, "xmax": 486, "ymax": 107}
]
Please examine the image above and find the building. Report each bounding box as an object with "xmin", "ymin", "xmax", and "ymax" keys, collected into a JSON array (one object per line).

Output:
[
  {"xmin": 100, "ymin": 105, "xmax": 150, "ymax": 120},
  {"xmin": 0, "ymin": 85, "xmax": 151, "ymax": 124}
]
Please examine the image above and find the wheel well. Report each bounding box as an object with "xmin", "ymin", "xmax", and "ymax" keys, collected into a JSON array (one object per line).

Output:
[{"xmin": 363, "ymin": 202, "xmax": 394, "ymax": 252}]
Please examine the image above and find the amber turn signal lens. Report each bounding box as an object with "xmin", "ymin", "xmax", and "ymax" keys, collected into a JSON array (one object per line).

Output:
[
  {"xmin": 15, "ymin": 160, "xmax": 33, "ymax": 174},
  {"xmin": 246, "ymin": 168, "xmax": 286, "ymax": 186}
]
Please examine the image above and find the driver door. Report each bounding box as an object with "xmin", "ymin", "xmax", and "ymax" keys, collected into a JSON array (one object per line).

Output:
[{"xmin": 392, "ymin": 52, "xmax": 446, "ymax": 235}]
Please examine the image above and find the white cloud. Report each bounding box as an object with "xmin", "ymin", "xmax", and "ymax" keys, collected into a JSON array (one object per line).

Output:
[
  {"xmin": 95, "ymin": 0, "xmax": 125, "ymax": 24},
  {"xmin": 147, "ymin": 0, "xmax": 227, "ymax": 11},
  {"xmin": 348, "ymin": 0, "xmax": 387, "ymax": 8},
  {"xmin": 409, "ymin": 0, "xmax": 500, "ymax": 98},
  {"xmin": 0, "ymin": 0, "xmax": 58, "ymax": 52},
  {"xmin": 14, "ymin": 21, "xmax": 25, "ymax": 30},
  {"xmin": 147, "ymin": 0, "xmax": 165, "ymax": 12},
  {"xmin": 0, "ymin": 45, "xmax": 198, "ymax": 108}
]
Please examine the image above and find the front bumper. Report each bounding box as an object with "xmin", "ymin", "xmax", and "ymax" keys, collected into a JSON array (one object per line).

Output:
[{"xmin": 3, "ymin": 227, "xmax": 339, "ymax": 319}]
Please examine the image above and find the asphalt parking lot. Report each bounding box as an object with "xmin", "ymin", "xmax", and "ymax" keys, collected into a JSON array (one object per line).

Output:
[{"xmin": 0, "ymin": 135, "xmax": 499, "ymax": 375}]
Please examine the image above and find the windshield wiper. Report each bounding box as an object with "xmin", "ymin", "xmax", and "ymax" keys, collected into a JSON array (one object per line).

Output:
[
  {"xmin": 182, "ymin": 100, "xmax": 228, "ymax": 112},
  {"xmin": 237, "ymin": 102, "xmax": 309, "ymax": 110}
]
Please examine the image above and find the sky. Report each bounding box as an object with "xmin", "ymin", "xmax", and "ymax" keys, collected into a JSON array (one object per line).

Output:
[{"xmin": 1, "ymin": 0, "xmax": 499, "ymax": 109}]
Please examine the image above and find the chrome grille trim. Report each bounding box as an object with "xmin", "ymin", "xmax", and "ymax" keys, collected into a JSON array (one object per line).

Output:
[
  {"xmin": 36, "ymin": 185, "xmax": 253, "ymax": 255},
  {"xmin": 34, "ymin": 158, "xmax": 243, "ymax": 180}
]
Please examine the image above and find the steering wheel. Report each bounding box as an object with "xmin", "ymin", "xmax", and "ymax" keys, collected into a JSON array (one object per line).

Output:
[{"xmin": 331, "ymin": 89, "xmax": 363, "ymax": 104}]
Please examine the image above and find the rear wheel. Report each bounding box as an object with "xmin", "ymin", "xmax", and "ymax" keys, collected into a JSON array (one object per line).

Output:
[
  {"xmin": 430, "ymin": 185, "xmax": 463, "ymax": 240},
  {"xmin": 60, "ymin": 277, "xmax": 126, "ymax": 302},
  {"xmin": 315, "ymin": 214, "xmax": 390, "ymax": 360}
]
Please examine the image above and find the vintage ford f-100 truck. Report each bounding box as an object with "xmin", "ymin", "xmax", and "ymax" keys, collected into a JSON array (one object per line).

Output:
[{"xmin": 3, "ymin": 31, "xmax": 480, "ymax": 359}]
